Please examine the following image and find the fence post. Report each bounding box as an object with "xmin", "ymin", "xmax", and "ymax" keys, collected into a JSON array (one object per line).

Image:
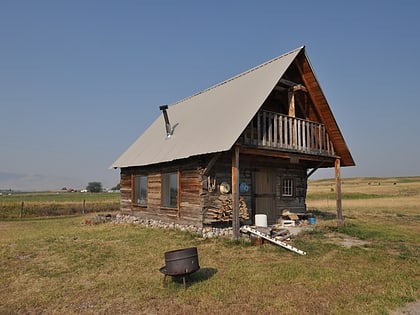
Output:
[
  {"xmin": 82, "ymin": 199, "xmax": 86, "ymax": 214},
  {"xmin": 335, "ymin": 158, "xmax": 344, "ymax": 225},
  {"xmin": 20, "ymin": 201, "xmax": 24, "ymax": 219}
]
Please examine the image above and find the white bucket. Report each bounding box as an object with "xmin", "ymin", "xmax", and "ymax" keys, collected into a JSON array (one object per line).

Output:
[{"xmin": 255, "ymin": 214, "xmax": 268, "ymax": 227}]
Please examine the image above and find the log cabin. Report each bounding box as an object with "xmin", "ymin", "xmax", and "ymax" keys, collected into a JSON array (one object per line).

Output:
[{"xmin": 111, "ymin": 46, "xmax": 355, "ymax": 237}]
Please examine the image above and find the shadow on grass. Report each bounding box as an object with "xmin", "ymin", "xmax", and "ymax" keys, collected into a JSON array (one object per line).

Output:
[
  {"xmin": 190, "ymin": 267, "xmax": 218, "ymax": 282},
  {"xmin": 310, "ymin": 209, "xmax": 337, "ymax": 220},
  {"xmin": 164, "ymin": 267, "xmax": 218, "ymax": 289}
]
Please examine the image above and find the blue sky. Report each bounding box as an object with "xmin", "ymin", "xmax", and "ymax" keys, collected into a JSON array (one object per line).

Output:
[{"xmin": 1, "ymin": 1, "xmax": 419, "ymax": 190}]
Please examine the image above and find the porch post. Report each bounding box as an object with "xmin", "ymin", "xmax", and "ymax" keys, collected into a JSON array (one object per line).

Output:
[
  {"xmin": 232, "ymin": 145, "xmax": 240, "ymax": 240},
  {"xmin": 335, "ymin": 158, "xmax": 344, "ymax": 225},
  {"xmin": 288, "ymin": 90, "xmax": 296, "ymax": 117}
]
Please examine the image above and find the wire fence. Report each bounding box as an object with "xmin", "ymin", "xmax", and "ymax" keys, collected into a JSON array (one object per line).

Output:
[{"xmin": 0, "ymin": 197, "xmax": 120, "ymax": 219}]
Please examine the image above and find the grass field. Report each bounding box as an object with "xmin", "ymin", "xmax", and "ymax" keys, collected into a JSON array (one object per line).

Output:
[
  {"xmin": 0, "ymin": 192, "xmax": 119, "ymax": 219},
  {"xmin": 0, "ymin": 177, "xmax": 418, "ymax": 314}
]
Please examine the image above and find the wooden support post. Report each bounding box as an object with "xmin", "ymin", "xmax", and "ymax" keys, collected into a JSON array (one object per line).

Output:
[
  {"xmin": 335, "ymin": 158, "xmax": 343, "ymax": 225},
  {"xmin": 307, "ymin": 167, "xmax": 318, "ymax": 179},
  {"xmin": 20, "ymin": 201, "xmax": 24, "ymax": 219},
  {"xmin": 203, "ymin": 152, "xmax": 222, "ymax": 176},
  {"xmin": 288, "ymin": 91, "xmax": 296, "ymax": 117},
  {"xmin": 177, "ymin": 169, "xmax": 181, "ymax": 218},
  {"xmin": 232, "ymin": 146, "xmax": 240, "ymax": 240}
]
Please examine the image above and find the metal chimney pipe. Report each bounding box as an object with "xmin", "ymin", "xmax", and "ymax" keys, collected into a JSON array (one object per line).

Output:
[{"xmin": 159, "ymin": 105, "xmax": 172, "ymax": 138}]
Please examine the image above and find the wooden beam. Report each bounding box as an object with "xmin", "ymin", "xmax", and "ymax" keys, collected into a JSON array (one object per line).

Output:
[
  {"xmin": 294, "ymin": 56, "xmax": 323, "ymax": 123},
  {"xmin": 203, "ymin": 152, "xmax": 222, "ymax": 176},
  {"xmin": 231, "ymin": 146, "xmax": 240, "ymax": 240},
  {"xmin": 307, "ymin": 161, "xmax": 328, "ymax": 178},
  {"xmin": 291, "ymin": 84, "xmax": 307, "ymax": 93},
  {"xmin": 177, "ymin": 169, "xmax": 181, "ymax": 218},
  {"xmin": 288, "ymin": 90, "xmax": 296, "ymax": 117},
  {"xmin": 295, "ymin": 53, "xmax": 355, "ymax": 167},
  {"xmin": 335, "ymin": 158, "xmax": 344, "ymax": 225},
  {"xmin": 307, "ymin": 168, "xmax": 318, "ymax": 178},
  {"xmin": 239, "ymin": 146, "xmax": 336, "ymax": 165}
]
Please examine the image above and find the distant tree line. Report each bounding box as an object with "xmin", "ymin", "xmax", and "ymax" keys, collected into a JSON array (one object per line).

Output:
[
  {"xmin": 84, "ymin": 182, "xmax": 120, "ymax": 193},
  {"xmin": 86, "ymin": 182, "xmax": 102, "ymax": 193},
  {"xmin": 111, "ymin": 183, "xmax": 120, "ymax": 191}
]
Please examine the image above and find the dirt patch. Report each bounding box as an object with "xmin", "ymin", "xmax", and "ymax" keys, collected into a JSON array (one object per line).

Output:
[
  {"xmin": 390, "ymin": 300, "xmax": 420, "ymax": 315},
  {"xmin": 325, "ymin": 233, "xmax": 371, "ymax": 248}
]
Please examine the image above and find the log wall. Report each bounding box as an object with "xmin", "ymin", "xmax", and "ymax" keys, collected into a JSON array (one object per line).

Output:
[
  {"xmin": 202, "ymin": 153, "xmax": 307, "ymax": 224},
  {"xmin": 119, "ymin": 153, "xmax": 308, "ymax": 227},
  {"xmin": 119, "ymin": 159, "xmax": 204, "ymax": 227},
  {"xmin": 275, "ymin": 168, "xmax": 307, "ymax": 213}
]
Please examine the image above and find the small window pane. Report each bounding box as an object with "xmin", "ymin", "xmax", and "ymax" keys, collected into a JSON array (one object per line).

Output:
[
  {"xmin": 133, "ymin": 175, "xmax": 147, "ymax": 205},
  {"xmin": 162, "ymin": 172, "xmax": 178, "ymax": 208},
  {"xmin": 282, "ymin": 178, "xmax": 293, "ymax": 197}
]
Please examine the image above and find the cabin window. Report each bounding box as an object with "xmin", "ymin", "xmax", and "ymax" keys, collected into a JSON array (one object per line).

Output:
[
  {"xmin": 162, "ymin": 172, "xmax": 178, "ymax": 208},
  {"xmin": 133, "ymin": 175, "xmax": 148, "ymax": 205},
  {"xmin": 282, "ymin": 178, "xmax": 294, "ymax": 197}
]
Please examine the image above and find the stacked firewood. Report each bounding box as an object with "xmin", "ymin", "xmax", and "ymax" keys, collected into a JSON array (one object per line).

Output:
[{"xmin": 206, "ymin": 194, "xmax": 250, "ymax": 222}]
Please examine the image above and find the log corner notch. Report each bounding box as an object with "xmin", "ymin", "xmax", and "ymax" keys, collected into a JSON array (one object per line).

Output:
[
  {"xmin": 335, "ymin": 158, "xmax": 344, "ymax": 225},
  {"xmin": 231, "ymin": 145, "xmax": 240, "ymax": 240}
]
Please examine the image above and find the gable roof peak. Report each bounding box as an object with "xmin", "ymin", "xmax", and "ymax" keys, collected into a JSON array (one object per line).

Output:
[{"xmin": 172, "ymin": 46, "xmax": 305, "ymax": 108}]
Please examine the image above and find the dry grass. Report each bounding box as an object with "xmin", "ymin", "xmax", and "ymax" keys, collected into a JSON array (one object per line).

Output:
[
  {"xmin": 0, "ymin": 177, "xmax": 419, "ymax": 314},
  {"xmin": 0, "ymin": 192, "xmax": 119, "ymax": 218},
  {"xmin": 308, "ymin": 176, "xmax": 420, "ymax": 216}
]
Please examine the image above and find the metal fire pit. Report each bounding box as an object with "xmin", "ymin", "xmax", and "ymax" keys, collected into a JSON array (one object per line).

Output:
[{"xmin": 160, "ymin": 247, "xmax": 200, "ymax": 289}]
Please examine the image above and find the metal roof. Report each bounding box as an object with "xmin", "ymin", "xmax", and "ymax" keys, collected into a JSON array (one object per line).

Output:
[{"xmin": 112, "ymin": 47, "xmax": 304, "ymax": 168}]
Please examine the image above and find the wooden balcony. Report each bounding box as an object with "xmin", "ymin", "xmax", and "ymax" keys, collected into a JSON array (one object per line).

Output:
[{"xmin": 241, "ymin": 110, "xmax": 335, "ymax": 157}]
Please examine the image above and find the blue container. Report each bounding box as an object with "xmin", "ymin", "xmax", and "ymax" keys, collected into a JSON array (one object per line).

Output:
[{"xmin": 308, "ymin": 217, "xmax": 316, "ymax": 225}]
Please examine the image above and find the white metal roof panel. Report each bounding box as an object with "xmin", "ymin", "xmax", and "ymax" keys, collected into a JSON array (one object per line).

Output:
[{"xmin": 112, "ymin": 47, "xmax": 303, "ymax": 168}]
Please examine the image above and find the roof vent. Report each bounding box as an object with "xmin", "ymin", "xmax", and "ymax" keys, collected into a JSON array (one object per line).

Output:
[{"xmin": 159, "ymin": 105, "xmax": 173, "ymax": 138}]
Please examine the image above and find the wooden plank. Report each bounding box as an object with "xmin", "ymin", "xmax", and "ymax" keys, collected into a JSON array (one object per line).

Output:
[
  {"xmin": 295, "ymin": 53, "xmax": 354, "ymax": 166},
  {"xmin": 262, "ymin": 111, "xmax": 267, "ymax": 146},
  {"xmin": 335, "ymin": 158, "xmax": 343, "ymax": 225},
  {"xmin": 250, "ymin": 122, "xmax": 255, "ymax": 145},
  {"xmin": 203, "ymin": 153, "xmax": 222, "ymax": 176},
  {"xmin": 231, "ymin": 146, "xmax": 240, "ymax": 240},
  {"xmin": 268, "ymin": 112, "xmax": 272, "ymax": 146},
  {"xmin": 273, "ymin": 112, "xmax": 278, "ymax": 147},
  {"xmin": 257, "ymin": 111, "xmax": 261, "ymax": 146},
  {"xmin": 279, "ymin": 115, "xmax": 283, "ymax": 147},
  {"xmin": 297, "ymin": 119, "xmax": 301, "ymax": 149},
  {"xmin": 317, "ymin": 124, "xmax": 321, "ymax": 152},
  {"xmin": 241, "ymin": 226, "xmax": 306, "ymax": 255},
  {"xmin": 288, "ymin": 91, "xmax": 295, "ymax": 117},
  {"xmin": 239, "ymin": 146, "xmax": 336, "ymax": 165}
]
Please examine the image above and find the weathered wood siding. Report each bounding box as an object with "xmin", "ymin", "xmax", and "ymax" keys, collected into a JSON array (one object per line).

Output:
[
  {"xmin": 202, "ymin": 153, "xmax": 253, "ymax": 225},
  {"xmin": 201, "ymin": 153, "xmax": 306, "ymax": 225},
  {"xmin": 275, "ymin": 168, "xmax": 307, "ymax": 213},
  {"xmin": 120, "ymin": 171, "xmax": 131, "ymax": 211},
  {"xmin": 179, "ymin": 169, "xmax": 204, "ymax": 225},
  {"xmin": 119, "ymin": 159, "xmax": 204, "ymax": 226},
  {"xmin": 119, "ymin": 152, "xmax": 308, "ymax": 227}
]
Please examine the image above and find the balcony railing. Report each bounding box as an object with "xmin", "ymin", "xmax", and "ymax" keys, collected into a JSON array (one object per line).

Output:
[{"xmin": 241, "ymin": 110, "xmax": 335, "ymax": 156}]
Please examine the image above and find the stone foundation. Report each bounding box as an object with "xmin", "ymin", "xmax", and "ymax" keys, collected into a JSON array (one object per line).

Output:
[{"xmin": 106, "ymin": 213, "xmax": 234, "ymax": 239}]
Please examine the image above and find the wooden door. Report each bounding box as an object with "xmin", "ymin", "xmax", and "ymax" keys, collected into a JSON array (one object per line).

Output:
[{"xmin": 254, "ymin": 169, "xmax": 277, "ymax": 225}]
